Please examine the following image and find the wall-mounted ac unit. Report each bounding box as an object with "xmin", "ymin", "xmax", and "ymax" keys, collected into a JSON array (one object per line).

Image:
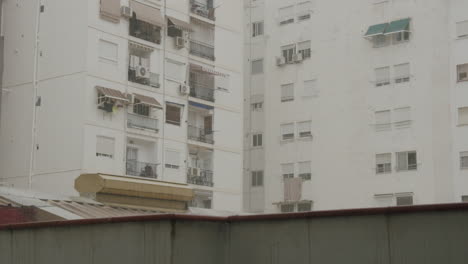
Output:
[
  {"xmin": 121, "ymin": 6, "xmax": 132, "ymax": 18},
  {"xmin": 136, "ymin": 65, "xmax": 150, "ymax": 79},
  {"xmin": 293, "ymin": 53, "xmax": 303, "ymax": 63},
  {"xmin": 175, "ymin": 37, "xmax": 186, "ymax": 49},
  {"xmin": 276, "ymin": 56, "xmax": 286, "ymax": 66},
  {"xmin": 180, "ymin": 84, "xmax": 190, "ymax": 95}
]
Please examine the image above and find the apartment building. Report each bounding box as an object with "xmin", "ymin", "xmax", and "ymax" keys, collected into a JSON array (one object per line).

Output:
[
  {"xmin": 0, "ymin": 0, "xmax": 243, "ymax": 212},
  {"xmin": 244, "ymin": 0, "xmax": 468, "ymax": 213}
]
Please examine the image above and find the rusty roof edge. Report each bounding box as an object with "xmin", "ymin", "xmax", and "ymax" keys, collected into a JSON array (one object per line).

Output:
[{"xmin": 2, "ymin": 203, "xmax": 468, "ymax": 231}]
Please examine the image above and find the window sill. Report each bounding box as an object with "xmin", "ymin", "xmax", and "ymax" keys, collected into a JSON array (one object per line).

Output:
[{"xmin": 166, "ymin": 121, "xmax": 181, "ymax": 126}]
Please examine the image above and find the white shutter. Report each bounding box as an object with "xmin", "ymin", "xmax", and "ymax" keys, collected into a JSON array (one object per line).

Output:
[
  {"xmin": 375, "ymin": 110, "xmax": 391, "ymax": 124},
  {"xmin": 303, "ymin": 80, "xmax": 318, "ymax": 97},
  {"xmin": 394, "ymin": 107, "xmax": 411, "ymax": 123},
  {"xmin": 191, "ymin": 20, "xmax": 214, "ymax": 45},
  {"xmin": 96, "ymin": 136, "xmax": 115, "ymax": 158},
  {"xmin": 281, "ymin": 83, "xmax": 294, "ymax": 101},
  {"xmin": 298, "ymin": 161, "xmax": 311, "ymax": 174},
  {"xmin": 165, "ymin": 150, "xmax": 180, "ymax": 167},
  {"xmin": 99, "ymin": 40, "xmax": 118, "ymax": 62},
  {"xmin": 397, "ymin": 152, "xmax": 408, "ymax": 171},
  {"xmin": 394, "ymin": 63, "xmax": 410, "ymax": 78},
  {"xmin": 458, "ymin": 107, "xmax": 468, "ymax": 125},
  {"xmin": 281, "ymin": 123, "xmax": 294, "ymax": 137},
  {"xmin": 375, "ymin": 67, "xmax": 390, "ymax": 84},
  {"xmin": 297, "ymin": 121, "xmax": 311, "ymax": 137},
  {"xmin": 456, "ymin": 21, "xmax": 468, "ymax": 38},
  {"xmin": 252, "ymin": 59, "xmax": 263, "ymax": 74},
  {"xmin": 376, "ymin": 153, "xmax": 391, "ymax": 164},
  {"xmin": 281, "ymin": 163, "xmax": 294, "ymax": 175},
  {"xmin": 279, "ymin": 6, "xmax": 294, "ymax": 18},
  {"xmin": 166, "ymin": 60, "xmax": 184, "ymax": 81},
  {"xmin": 297, "ymin": 41, "xmax": 311, "ymax": 51},
  {"xmin": 297, "ymin": 1, "xmax": 312, "ymax": 12}
]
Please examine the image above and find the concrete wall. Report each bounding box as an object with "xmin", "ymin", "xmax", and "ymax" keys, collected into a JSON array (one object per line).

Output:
[{"xmin": 2, "ymin": 207, "xmax": 468, "ymax": 263}]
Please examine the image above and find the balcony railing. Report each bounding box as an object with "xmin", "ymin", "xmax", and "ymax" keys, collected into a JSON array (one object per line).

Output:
[
  {"xmin": 189, "ymin": 80, "xmax": 215, "ymax": 102},
  {"xmin": 190, "ymin": 0, "xmax": 215, "ymax": 20},
  {"xmin": 126, "ymin": 160, "xmax": 158, "ymax": 179},
  {"xmin": 188, "ymin": 125, "xmax": 214, "ymax": 144},
  {"xmin": 187, "ymin": 167, "xmax": 214, "ymax": 187},
  {"xmin": 189, "ymin": 40, "xmax": 215, "ymax": 61},
  {"xmin": 127, "ymin": 113, "xmax": 159, "ymax": 132}
]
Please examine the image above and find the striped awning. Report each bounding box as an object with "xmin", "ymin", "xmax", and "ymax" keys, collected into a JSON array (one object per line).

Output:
[
  {"xmin": 129, "ymin": 41, "xmax": 154, "ymax": 52},
  {"xmin": 167, "ymin": 16, "xmax": 193, "ymax": 32},
  {"xmin": 190, "ymin": 64, "xmax": 228, "ymax": 77},
  {"xmin": 129, "ymin": 0, "xmax": 165, "ymax": 26},
  {"xmin": 133, "ymin": 93, "xmax": 162, "ymax": 109},
  {"xmin": 96, "ymin": 86, "xmax": 129, "ymax": 103}
]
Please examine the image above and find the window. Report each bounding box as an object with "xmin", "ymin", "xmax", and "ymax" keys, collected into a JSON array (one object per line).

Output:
[
  {"xmin": 297, "ymin": 1, "xmax": 312, "ymax": 21},
  {"xmin": 281, "ymin": 83, "xmax": 294, "ymax": 102},
  {"xmin": 280, "ymin": 204, "xmax": 295, "ymax": 213},
  {"xmin": 462, "ymin": 196, "xmax": 468, "ymax": 202},
  {"xmin": 458, "ymin": 107, "xmax": 468, "ymax": 125},
  {"xmin": 394, "ymin": 63, "xmax": 410, "ymax": 83},
  {"xmin": 251, "ymin": 59, "xmax": 264, "ymax": 74},
  {"xmin": 298, "ymin": 161, "xmax": 311, "ymax": 180},
  {"xmin": 251, "ymin": 102, "xmax": 263, "ymax": 111},
  {"xmin": 457, "ymin": 64, "xmax": 468, "ymax": 82},
  {"xmin": 372, "ymin": 35, "xmax": 389, "ymax": 48},
  {"xmin": 133, "ymin": 99, "xmax": 150, "ymax": 116},
  {"xmin": 297, "ymin": 201, "xmax": 312, "ymax": 212},
  {"xmin": 166, "ymin": 60, "xmax": 185, "ymax": 81},
  {"xmin": 252, "ymin": 133, "xmax": 263, "ymax": 147},
  {"xmin": 394, "ymin": 107, "xmax": 411, "ymax": 128},
  {"xmin": 297, "ymin": 41, "xmax": 311, "ymax": 59},
  {"xmin": 389, "ymin": 19, "xmax": 411, "ymax": 43},
  {"xmin": 96, "ymin": 136, "xmax": 115, "ymax": 158},
  {"xmin": 297, "ymin": 121, "xmax": 312, "ymax": 138},
  {"xmin": 281, "ymin": 123, "xmax": 295, "ymax": 140},
  {"xmin": 251, "ymin": 171, "xmax": 264, "ymax": 187},
  {"xmin": 375, "ymin": 110, "xmax": 391, "ymax": 131},
  {"xmin": 376, "ymin": 153, "xmax": 391, "ymax": 174},
  {"xmin": 165, "ymin": 150, "xmax": 180, "ymax": 169},
  {"xmin": 396, "ymin": 195, "xmax": 413, "ymax": 206},
  {"xmin": 129, "ymin": 15, "xmax": 162, "ymax": 44},
  {"xmin": 396, "ymin": 151, "xmax": 417, "ymax": 171},
  {"xmin": 303, "ymin": 80, "xmax": 318, "ymax": 97},
  {"xmin": 461, "ymin": 152, "xmax": 468, "ymax": 169},
  {"xmin": 99, "ymin": 39, "xmax": 118, "ymax": 63},
  {"xmin": 393, "ymin": 31, "xmax": 410, "ymax": 43},
  {"xmin": 252, "ymin": 21, "xmax": 264, "ymax": 37},
  {"xmin": 281, "ymin": 44, "xmax": 296, "ymax": 63},
  {"xmin": 375, "ymin": 67, "xmax": 390, "ymax": 86},
  {"xmin": 279, "ymin": 6, "xmax": 294, "ymax": 25},
  {"xmin": 166, "ymin": 104, "xmax": 182, "ymax": 125},
  {"xmin": 456, "ymin": 21, "xmax": 468, "ymax": 38},
  {"xmin": 281, "ymin": 163, "xmax": 294, "ymax": 179}
]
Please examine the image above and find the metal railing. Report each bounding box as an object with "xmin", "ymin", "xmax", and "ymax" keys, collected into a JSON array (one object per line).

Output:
[
  {"xmin": 190, "ymin": 0, "xmax": 215, "ymax": 20},
  {"xmin": 188, "ymin": 125, "xmax": 214, "ymax": 144},
  {"xmin": 126, "ymin": 160, "xmax": 158, "ymax": 179},
  {"xmin": 189, "ymin": 80, "xmax": 215, "ymax": 102},
  {"xmin": 127, "ymin": 113, "xmax": 159, "ymax": 132},
  {"xmin": 187, "ymin": 167, "xmax": 214, "ymax": 187},
  {"xmin": 189, "ymin": 40, "xmax": 215, "ymax": 61}
]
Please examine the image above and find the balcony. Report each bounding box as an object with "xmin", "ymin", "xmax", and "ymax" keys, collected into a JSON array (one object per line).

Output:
[
  {"xmin": 189, "ymin": 40, "xmax": 215, "ymax": 61},
  {"xmin": 126, "ymin": 160, "xmax": 158, "ymax": 179},
  {"xmin": 187, "ymin": 167, "xmax": 214, "ymax": 187},
  {"xmin": 190, "ymin": 0, "xmax": 215, "ymax": 21},
  {"xmin": 127, "ymin": 113, "xmax": 159, "ymax": 132},
  {"xmin": 189, "ymin": 81, "xmax": 215, "ymax": 102},
  {"xmin": 188, "ymin": 125, "xmax": 214, "ymax": 144}
]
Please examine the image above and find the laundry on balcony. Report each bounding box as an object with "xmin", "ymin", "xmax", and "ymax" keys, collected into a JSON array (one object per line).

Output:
[{"xmin": 133, "ymin": 93, "xmax": 162, "ymax": 109}]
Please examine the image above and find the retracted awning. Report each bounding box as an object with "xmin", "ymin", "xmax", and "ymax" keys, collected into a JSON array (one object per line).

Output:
[
  {"xmin": 133, "ymin": 93, "xmax": 162, "ymax": 109},
  {"xmin": 364, "ymin": 22, "xmax": 389, "ymax": 37},
  {"xmin": 130, "ymin": 0, "xmax": 165, "ymax": 26},
  {"xmin": 190, "ymin": 64, "xmax": 229, "ymax": 77},
  {"xmin": 167, "ymin": 16, "xmax": 193, "ymax": 32},
  {"xmin": 189, "ymin": 101, "xmax": 214, "ymax": 110},
  {"xmin": 385, "ymin": 18, "xmax": 411, "ymax": 34},
  {"xmin": 96, "ymin": 86, "xmax": 129, "ymax": 103}
]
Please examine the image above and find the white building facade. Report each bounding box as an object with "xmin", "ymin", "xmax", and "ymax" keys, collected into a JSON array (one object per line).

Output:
[
  {"xmin": 0, "ymin": 0, "xmax": 243, "ymax": 212},
  {"xmin": 244, "ymin": 0, "xmax": 468, "ymax": 213}
]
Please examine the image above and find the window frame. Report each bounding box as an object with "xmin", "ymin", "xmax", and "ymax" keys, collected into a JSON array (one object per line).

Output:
[
  {"xmin": 376, "ymin": 153, "xmax": 392, "ymax": 174},
  {"xmin": 396, "ymin": 151, "xmax": 417, "ymax": 171},
  {"xmin": 251, "ymin": 59, "xmax": 264, "ymax": 75},
  {"xmin": 297, "ymin": 121, "xmax": 312, "ymax": 138},
  {"xmin": 166, "ymin": 103, "xmax": 182, "ymax": 126},
  {"xmin": 165, "ymin": 149, "xmax": 180, "ymax": 169},
  {"xmin": 298, "ymin": 161, "xmax": 312, "ymax": 180},
  {"xmin": 252, "ymin": 133, "xmax": 263, "ymax": 147},
  {"xmin": 281, "ymin": 163, "xmax": 295, "ymax": 180},
  {"xmin": 460, "ymin": 152, "xmax": 468, "ymax": 170},
  {"xmin": 281, "ymin": 83, "xmax": 295, "ymax": 102},
  {"xmin": 457, "ymin": 64, "xmax": 468, "ymax": 82},
  {"xmin": 251, "ymin": 170, "xmax": 264, "ymax": 187},
  {"xmin": 281, "ymin": 44, "xmax": 296, "ymax": 63},
  {"xmin": 96, "ymin": 136, "xmax": 115, "ymax": 159},
  {"xmin": 252, "ymin": 21, "xmax": 264, "ymax": 37},
  {"xmin": 281, "ymin": 123, "xmax": 295, "ymax": 141}
]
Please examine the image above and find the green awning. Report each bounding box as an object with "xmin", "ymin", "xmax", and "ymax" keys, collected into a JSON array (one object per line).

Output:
[
  {"xmin": 385, "ymin": 18, "xmax": 410, "ymax": 34},
  {"xmin": 364, "ymin": 23, "xmax": 389, "ymax": 37}
]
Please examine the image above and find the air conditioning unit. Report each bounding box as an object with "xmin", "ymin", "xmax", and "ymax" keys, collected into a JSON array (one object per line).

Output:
[
  {"xmin": 293, "ymin": 53, "xmax": 303, "ymax": 63},
  {"xmin": 276, "ymin": 56, "xmax": 286, "ymax": 66},
  {"xmin": 135, "ymin": 65, "xmax": 150, "ymax": 79},
  {"xmin": 180, "ymin": 84, "xmax": 190, "ymax": 95},
  {"xmin": 175, "ymin": 37, "xmax": 186, "ymax": 49},
  {"xmin": 121, "ymin": 6, "xmax": 132, "ymax": 18}
]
